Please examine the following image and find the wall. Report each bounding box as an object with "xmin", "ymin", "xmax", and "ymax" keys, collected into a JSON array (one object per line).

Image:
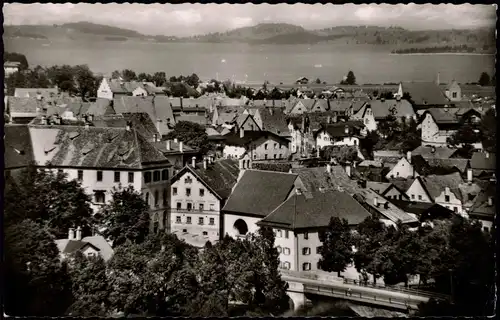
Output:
[
  {"xmin": 132, "ymin": 86, "xmax": 148, "ymax": 97},
  {"xmin": 223, "ymin": 213, "xmax": 261, "ymax": 239},
  {"xmin": 5, "ymin": 66, "xmax": 19, "ymax": 76},
  {"xmin": 240, "ymin": 116, "xmax": 260, "ymax": 131},
  {"xmin": 249, "ymin": 136, "xmax": 290, "ymax": 161},
  {"xmin": 384, "ymin": 187, "xmax": 406, "ymax": 200},
  {"xmin": 434, "ymin": 187, "xmax": 463, "ymax": 214},
  {"xmin": 385, "ymin": 157, "xmax": 419, "ymax": 180},
  {"xmin": 170, "ymin": 170, "xmax": 221, "ymax": 243},
  {"xmin": 406, "ymin": 179, "xmax": 433, "ymax": 203},
  {"xmin": 289, "ymin": 101, "xmax": 307, "ymax": 115},
  {"xmin": 223, "ymin": 145, "xmax": 247, "ymax": 159},
  {"xmin": 316, "ymin": 131, "xmax": 359, "ymax": 149},
  {"xmin": 81, "ymin": 245, "xmax": 100, "ymax": 258},
  {"xmin": 97, "ymin": 79, "xmax": 113, "ymax": 100},
  {"xmin": 274, "ymin": 228, "xmax": 298, "ymax": 271},
  {"xmin": 297, "ymin": 231, "xmax": 322, "ymax": 272},
  {"xmin": 421, "ymin": 113, "xmax": 453, "ymax": 146}
]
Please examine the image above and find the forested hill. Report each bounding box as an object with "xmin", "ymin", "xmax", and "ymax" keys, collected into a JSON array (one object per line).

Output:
[{"xmin": 3, "ymin": 21, "xmax": 495, "ymax": 51}]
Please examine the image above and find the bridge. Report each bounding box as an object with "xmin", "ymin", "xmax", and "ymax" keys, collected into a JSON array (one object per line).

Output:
[{"xmin": 281, "ymin": 270, "xmax": 450, "ymax": 312}]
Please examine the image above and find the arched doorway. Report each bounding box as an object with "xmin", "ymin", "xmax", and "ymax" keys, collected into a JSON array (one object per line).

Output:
[{"xmin": 233, "ymin": 219, "xmax": 248, "ymax": 236}]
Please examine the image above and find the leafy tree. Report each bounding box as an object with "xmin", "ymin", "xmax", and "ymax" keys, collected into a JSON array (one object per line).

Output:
[
  {"xmin": 137, "ymin": 72, "xmax": 153, "ymax": 82},
  {"xmin": 111, "ymin": 70, "xmax": 121, "ymax": 79},
  {"xmin": 165, "ymin": 121, "xmax": 214, "ymax": 154},
  {"xmin": 152, "ymin": 71, "xmax": 167, "ymax": 86},
  {"xmin": 320, "ymin": 145, "xmax": 358, "ymax": 163},
  {"xmin": 4, "ymin": 219, "xmax": 73, "ymax": 316},
  {"xmin": 447, "ymin": 123, "xmax": 480, "ymax": 147},
  {"xmin": 480, "ymin": 108, "xmax": 496, "ymax": 152},
  {"xmin": 74, "ymin": 64, "xmax": 97, "ymax": 99},
  {"xmin": 344, "ymin": 70, "xmax": 357, "ymax": 85},
  {"xmin": 318, "ymin": 217, "xmax": 354, "ymax": 277},
  {"xmin": 186, "ymin": 73, "xmax": 200, "ymax": 88},
  {"xmin": 47, "ymin": 65, "xmax": 76, "ymax": 93},
  {"xmin": 478, "ymin": 72, "xmax": 491, "ymax": 86},
  {"xmin": 67, "ymin": 253, "xmax": 110, "ymax": 316},
  {"xmin": 121, "ymin": 69, "xmax": 137, "ymax": 81},
  {"xmin": 95, "ymin": 186, "xmax": 150, "ymax": 248},
  {"xmin": 315, "ymin": 78, "xmax": 321, "ymax": 84},
  {"xmin": 359, "ymin": 130, "xmax": 380, "ymax": 158},
  {"xmin": 4, "ymin": 166, "xmax": 95, "ymax": 239},
  {"xmin": 4, "ymin": 51, "xmax": 29, "ymax": 69}
]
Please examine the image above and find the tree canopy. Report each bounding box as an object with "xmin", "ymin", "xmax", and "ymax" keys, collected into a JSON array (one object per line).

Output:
[
  {"xmin": 478, "ymin": 72, "xmax": 491, "ymax": 86},
  {"xmin": 318, "ymin": 217, "xmax": 354, "ymax": 276},
  {"xmin": 165, "ymin": 121, "xmax": 214, "ymax": 154}
]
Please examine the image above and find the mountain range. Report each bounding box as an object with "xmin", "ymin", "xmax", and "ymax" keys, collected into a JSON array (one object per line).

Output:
[{"xmin": 4, "ymin": 21, "xmax": 495, "ymax": 50}]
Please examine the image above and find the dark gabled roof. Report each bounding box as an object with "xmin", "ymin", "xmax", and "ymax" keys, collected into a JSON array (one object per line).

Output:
[
  {"xmin": 328, "ymin": 100, "xmax": 353, "ymax": 113},
  {"xmin": 173, "ymin": 159, "xmax": 240, "ymax": 199},
  {"xmin": 7, "ymin": 97, "xmax": 42, "ymax": 114},
  {"xmin": 92, "ymin": 114, "xmax": 128, "ymax": 128},
  {"xmin": 418, "ymin": 173, "xmax": 465, "ymax": 202},
  {"xmin": 258, "ymin": 190, "xmax": 370, "ymax": 230},
  {"xmin": 356, "ymin": 189, "xmax": 418, "ymax": 224},
  {"xmin": 388, "ymin": 178, "xmax": 415, "ymax": 192},
  {"xmin": 29, "ymin": 125, "xmax": 169, "ymax": 169},
  {"xmin": 62, "ymin": 240, "xmax": 100, "ymax": 254},
  {"xmin": 423, "ymin": 157, "xmax": 469, "ymax": 173},
  {"xmin": 318, "ymin": 121, "xmax": 364, "ymax": 138},
  {"xmin": 4, "ymin": 124, "xmax": 34, "ymax": 169},
  {"xmin": 366, "ymin": 181, "xmax": 392, "ymax": 194},
  {"xmin": 14, "ymin": 88, "xmax": 59, "ymax": 99},
  {"xmin": 223, "ymin": 130, "xmax": 289, "ymax": 147},
  {"xmin": 470, "ymin": 152, "xmax": 496, "ymax": 171},
  {"xmin": 390, "ymin": 200, "xmax": 455, "ymax": 220},
  {"xmin": 258, "ymin": 108, "xmax": 289, "ymax": 136},
  {"xmin": 291, "ymin": 166, "xmax": 361, "ymax": 196},
  {"xmin": 367, "ymin": 99, "xmax": 415, "ymax": 120},
  {"xmin": 469, "ymin": 182, "xmax": 496, "ymax": 219},
  {"xmin": 423, "ymin": 108, "xmax": 463, "ymax": 124},
  {"xmin": 222, "ymin": 170, "xmax": 298, "ymax": 217},
  {"xmin": 411, "ymin": 146, "xmax": 457, "ymax": 159},
  {"xmin": 400, "ymin": 82, "xmax": 450, "ymax": 106}
]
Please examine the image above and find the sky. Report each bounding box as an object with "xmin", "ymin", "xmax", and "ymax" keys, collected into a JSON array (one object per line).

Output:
[{"xmin": 4, "ymin": 3, "xmax": 497, "ymax": 37}]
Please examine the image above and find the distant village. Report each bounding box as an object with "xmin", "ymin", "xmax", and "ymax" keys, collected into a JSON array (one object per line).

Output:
[{"xmin": 4, "ymin": 59, "xmax": 496, "ymax": 316}]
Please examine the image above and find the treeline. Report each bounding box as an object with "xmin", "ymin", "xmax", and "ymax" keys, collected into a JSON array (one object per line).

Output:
[
  {"xmin": 321, "ymin": 216, "xmax": 495, "ymax": 316},
  {"xmin": 4, "ymin": 167, "xmax": 290, "ymax": 317},
  {"xmin": 391, "ymin": 44, "xmax": 488, "ymax": 54}
]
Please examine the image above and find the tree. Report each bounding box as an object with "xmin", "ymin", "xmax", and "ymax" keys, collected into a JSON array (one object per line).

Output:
[
  {"xmin": 318, "ymin": 217, "xmax": 354, "ymax": 277},
  {"xmin": 447, "ymin": 123, "xmax": 480, "ymax": 147},
  {"xmin": 478, "ymin": 72, "xmax": 491, "ymax": 86},
  {"xmin": 345, "ymin": 71, "xmax": 356, "ymax": 85},
  {"xmin": 165, "ymin": 121, "xmax": 214, "ymax": 154},
  {"xmin": 67, "ymin": 253, "xmax": 110, "ymax": 316},
  {"xmin": 315, "ymin": 78, "xmax": 321, "ymax": 84},
  {"xmin": 4, "ymin": 219, "xmax": 73, "ymax": 316},
  {"xmin": 121, "ymin": 69, "xmax": 137, "ymax": 82},
  {"xmin": 359, "ymin": 131, "xmax": 380, "ymax": 158},
  {"xmin": 4, "ymin": 51, "xmax": 29, "ymax": 70},
  {"xmin": 320, "ymin": 145, "xmax": 358, "ymax": 164},
  {"xmin": 74, "ymin": 64, "xmax": 97, "ymax": 99},
  {"xmin": 152, "ymin": 72, "xmax": 167, "ymax": 87},
  {"xmin": 4, "ymin": 166, "xmax": 95, "ymax": 239},
  {"xmin": 95, "ymin": 186, "xmax": 150, "ymax": 248},
  {"xmin": 480, "ymin": 108, "xmax": 496, "ymax": 152},
  {"xmin": 111, "ymin": 70, "xmax": 121, "ymax": 79},
  {"xmin": 47, "ymin": 65, "xmax": 76, "ymax": 93},
  {"xmin": 137, "ymin": 72, "xmax": 153, "ymax": 82},
  {"xmin": 186, "ymin": 73, "xmax": 200, "ymax": 88}
]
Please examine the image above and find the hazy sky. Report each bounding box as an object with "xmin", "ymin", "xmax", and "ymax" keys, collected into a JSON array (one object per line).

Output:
[{"xmin": 4, "ymin": 3, "xmax": 496, "ymax": 37}]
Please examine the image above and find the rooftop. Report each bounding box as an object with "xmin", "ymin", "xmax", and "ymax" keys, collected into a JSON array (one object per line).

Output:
[
  {"xmin": 411, "ymin": 145, "xmax": 457, "ymax": 159},
  {"xmin": 223, "ymin": 130, "xmax": 289, "ymax": 147},
  {"xmin": 400, "ymin": 82, "xmax": 450, "ymax": 106},
  {"xmin": 367, "ymin": 99, "xmax": 415, "ymax": 119},
  {"xmin": 471, "ymin": 152, "xmax": 496, "ymax": 171},
  {"xmin": 291, "ymin": 165, "xmax": 361, "ymax": 196},
  {"xmin": 4, "ymin": 124, "xmax": 34, "ymax": 169}
]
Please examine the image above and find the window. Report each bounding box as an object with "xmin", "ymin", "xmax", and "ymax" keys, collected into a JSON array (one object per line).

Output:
[
  {"xmin": 176, "ymin": 216, "xmax": 181, "ymax": 223},
  {"xmin": 283, "ymin": 247, "xmax": 291, "ymax": 255},
  {"xmin": 304, "ymin": 232, "xmax": 309, "ymax": 240},
  {"xmin": 316, "ymin": 246, "xmax": 322, "ymax": 254},
  {"xmin": 302, "ymin": 247, "xmax": 311, "ymax": 255},
  {"xmin": 163, "ymin": 189, "xmax": 168, "ymax": 206},
  {"xmin": 187, "ymin": 203, "xmax": 192, "ymax": 211},
  {"xmin": 183, "ymin": 229, "xmax": 187, "ymax": 233},
  {"xmin": 265, "ymin": 154, "xmax": 268, "ymax": 160},
  {"xmin": 177, "ymin": 202, "xmax": 182, "ymax": 210},
  {"xmin": 114, "ymin": 171, "xmax": 120, "ymax": 183},
  {"xmin": 184, "ymin": 177, "xmax": 192, "ymax": 184},
  {"xmin": 210, "ymin": 204, "xmax": 215, "ymax": 211},
  {"xmin": 186, "ymin": 217, "xmax": 192, "ymax": 224},
  {"xmin": 302, "ymin": 263, "xmax": 311, "ymax": 271},
  {"xmin": 411, "ymin": 194, "xmax": 415, "ymax": 199},
  {"xmin": 128, "ymin": 172, "xmax": 134, "ymax": 183},
  {"xmin": 145, "ymin": 192, "xmax": 149, "ymax": 205},
  {"xmin": 203, "ymin": 231, "xmax": 208, "ymax": 236},
  {"xmin": 198, "ymin": 217, "xmax": 204, "ymax": 225},
  {"xmin": 284, "ymin": 262, "xmax": 291, "ymax": 270},
  {"xmin": 484, "ymin": 226, "xmax": 489, "ymax": 232},
  {"xmin": 94, "ymin": 191, "xmax": 105, "ymax": 204},
  {"xmin": 209, "ymin": 217, "xmax": 215, "ymax": 225},
  {"xmin": 253, "ymin": 154, "xmax": 257, "ymax": 159},
  {"xmin": 274, "ymin": 143, "xmax": 278, "ymax": 149},
  {"xmin": 97, "ymin": 171, "xmax": 103, "ymax": 182},
  {"xmin": 162, "ymin": 169, "xmax": 168, "ymax": 181},
  {"xmin": 144, "ymin": 172, "xmax": 151, "ymax": 183},
  {"xmin": 173, "ymin": 187, "xmax": 178, "ymax": 196},
  {"xmin": 418, "ymin": 195, "xmax": 422, "ymax": 200},
  {"xmin": 452, "ymin": 92, "xmax": 457, "ymax": 98},
  {"xmin": 77, "ymin": 170, "xmax": 83, "ymax": 181},
  {"xmin": 277, "ymin": 230, "xmax": 283, "ymax": 238},
  {"xmin": 264, "ymin": 143, "xmax": 268, "ymax": 150},
  {"xmin": 199, "ymin": 188, "xmax": 205, "ymax": 197},
  {"xmin": 58, "ymin": 169, "xmax": 63, "ymax": 174},
  {"xmin": 273, "ymin": 154, "xmax": 276, "ymax": 159},
  {"xmin": 153, "ymin": 171, "xmax": 160, "ymax": 182},
  {"xmin": 453, "ymin": 207, "xmax": 458, "ymax": 213},
  {"xmin": 154, "ymin": 190, "xmax": 159, "ymax": 206},
  {"xmin": 277, "ymin": 246, "xmax": 282, "ymax": 253},
  {"xmin": 199, "ymin": 203, "xmax": 204, "ymax": 211},
  {"xmin": 445, "ymin": 195, "xmax": 450, "ymax": 202},
  {"xmin": 186, "ymin": 188, "xmax": 191, "ymax": 196},
  {"xmin": 285, "ymin": 230, "xmax": 289, "ymax": 239}
]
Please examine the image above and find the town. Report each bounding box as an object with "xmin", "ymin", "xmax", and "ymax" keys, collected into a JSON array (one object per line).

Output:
[{"xmin": 3, "ymin": 46, "xmax": 496, "ymax": 318}]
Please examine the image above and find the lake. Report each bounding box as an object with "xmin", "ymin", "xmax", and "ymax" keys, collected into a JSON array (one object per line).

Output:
[{"xmin": 4, "ymin": 38, "xmax": 495, "ymax": 85}]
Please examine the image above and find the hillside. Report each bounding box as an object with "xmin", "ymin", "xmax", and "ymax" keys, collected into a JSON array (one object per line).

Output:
[{"xmin": 3, "ymin": 21, "xmax": 495, "ymax": 52}]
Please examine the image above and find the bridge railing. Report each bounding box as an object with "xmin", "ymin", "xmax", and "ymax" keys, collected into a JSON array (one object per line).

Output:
[{"xmin": 342, "ymin": 278, "xmax": 450, "ymax": 300}]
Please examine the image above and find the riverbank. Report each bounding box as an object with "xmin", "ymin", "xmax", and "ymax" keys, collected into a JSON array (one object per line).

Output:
[{"xmin": 389, "ymin": 52, "xmax": 494, "ymax": 56}]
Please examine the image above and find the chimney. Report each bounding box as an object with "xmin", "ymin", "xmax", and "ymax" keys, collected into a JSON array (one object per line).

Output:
[
  {"xmin": 436, "ymin": 72, "xmax": 440, "ymax": 85},
  {"xmin": 431, "ymin": 146, "xmax": 436, "ymax": 154},
  {"xmin": 488, "ymin": 197, "xmax": 493, "ymax": 206},
  {"xmin": 85, "ymin": 122, "xmax": 90, "ymax": 130},
  {"xmin": 333, "ymin": 113, "xmax": 338, "ymax": 123},
  {"xmin": 316, "ymin": 148, "xmax": 320, "ymax": 158},
  {"xmin": 179, "ymin": 142, "xmax": 184, "ymax": 153},
  {"xmin": 396, "ymin": 95, "xmax": 401, "ymax": 101},
  {"xmin": 373, "ymin": 197, "xmax": 378, "ymax": 207},
  {"xmin": 166, "ymin": 140, "xmax": 172, "ymax": 151},
  {"xmin": 383, "ymin": 202, "xmax": 389, "ymax": 209},
  {"xmin": 174, "ymin": 138, "xmax": 178, "ymax": 143},
  {"xmin": 467, "ymin": 168, "xmax": 473, "ymax": 184},
  {"xmin": 76, "ymin": 226, "xmax": 82, "ymax": 241},
  {"xmin": 240, "ymin": 128, "xmax": 245, "ymax": 138},
  {"xmin": 191, "ymin": 156, "xmax": 196, "ymax": 167},
  {"xmin": 319, "ymin": 187, "xmax": 325, "ymax": 193},
  {"xmin": 485, "ymin": 152, "xmax": 490, "ymax": 159},
  {"xmin": 203, "ymin": 157, "xmax": 208, "ymax": 169},
  {"xmin": 68, "ymin": 228, "xmax": 75, "ymax": 240},
  {"xmin": 326, "ymin": 163, "xmax": 332, "ymax": 173},
  {"xmin": 126, "ymin": 121, "xmax": 132, "ymax": 131},
  {"xmin": 344, "ymin": 125, "xmax": 349, "ymax": 135},
  {"xmin": 41, "ymin": 116, "xmax": 47, "ymax": 125},
  {"xmin": 54, "ymin": 116, "xmax": 61, "ymax": 125},
  {"xmin": 407, "ymin": 151, "xmax": 412, "ymax": 163},
  {"xmin": 269, "ymin": 108, "xmax": 273, "ymax": 115},
  {"xmin": 295, "ymin": 188, "xmax": 302, "ymax": 196}
]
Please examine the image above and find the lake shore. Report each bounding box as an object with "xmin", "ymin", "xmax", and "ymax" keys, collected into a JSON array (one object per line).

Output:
[{"xmin": 389, "ymin": 52, "xmax": 494, "ymax": 56}]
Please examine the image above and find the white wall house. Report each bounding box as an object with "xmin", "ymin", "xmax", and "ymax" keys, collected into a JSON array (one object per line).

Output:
[
  {"xmin": 385, "ymin": 153, "xmax": 419, "ymax": 180},
  {"xmin": 315, "ymin": 130, "xmax": 360, "ymax": 150}
]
